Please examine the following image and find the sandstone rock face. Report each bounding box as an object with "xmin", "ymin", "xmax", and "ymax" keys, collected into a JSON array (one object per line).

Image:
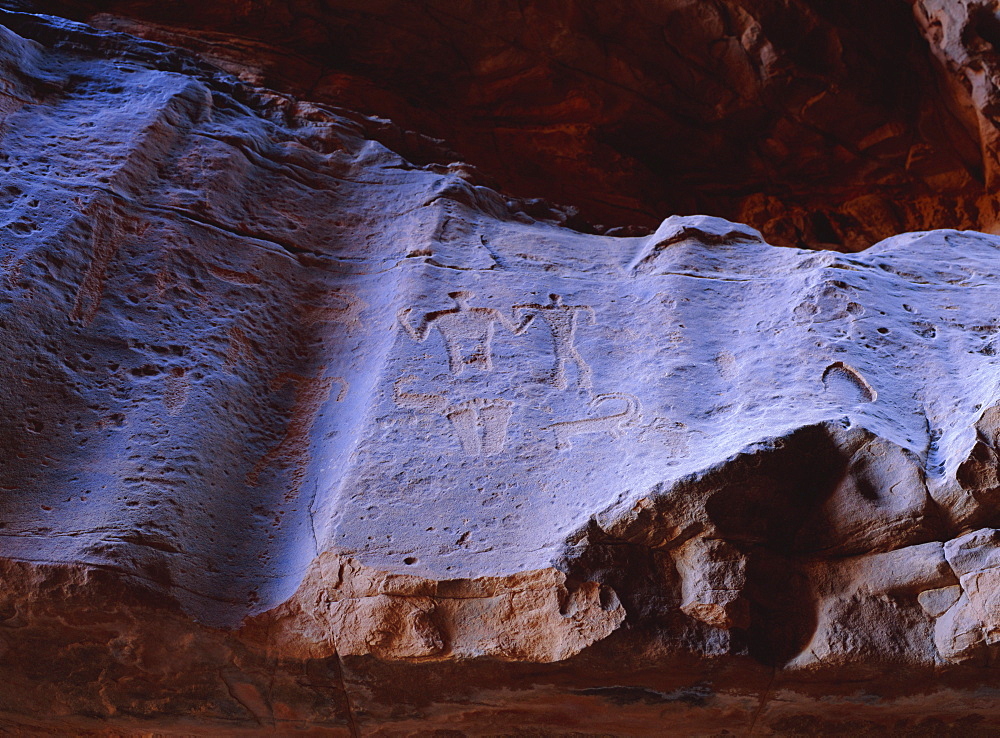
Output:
[
  {"xmin": 5, "ymin": 5, "xmax": 1000, "ymax": 735},
  {"xmin": 31, "ymin": 0, "xmax": 1000, "ymax": 250}
]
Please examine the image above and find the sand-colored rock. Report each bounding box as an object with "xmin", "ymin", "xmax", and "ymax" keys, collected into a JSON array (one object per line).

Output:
[
  {"xmin": 7, "ymin": 4, "xmax": 1000, "ymax": 734},
  {"xmin": 255, "ymin": 553, "xmax": 623, "ymax": 663}
]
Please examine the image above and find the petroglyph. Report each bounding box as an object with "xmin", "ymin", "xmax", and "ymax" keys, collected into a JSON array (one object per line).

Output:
[
  {"xmin": 301, "ymin": 289, "xmax": 366, "ymax": 331},
  {"xmin": 515, "ymin": 294, "xmax": 595, "ymax": 390},
  {"xmin": 246, "ymin": 372, "xmax": 348, "ymax": 498},
  {"xmin": 163, "ymin": 367, "xmax": 190, "ymax": 416},
  {"xmin": 71, "ymin": 199, "xmax": 149, "ymax": 326},
  {"xmin": 1, "ymin": 250, "xmax": 23, "ymax": 290},
  {"xmin": 446, "ymin": 398, "xmax": 514, "ymax": 456},
  {"xmin": 223, "ymin": 324, "xmax": 253, "ymax": 373},
  {"xmin": 398, "ymin": 291, "xmax": 533, "ymax": 375},
  {"xmin": 393, "ymin": 375, "xmax": 449, "ymax": 413},
  {"xmin": 823, "ymin": 361, "xmax": 876, "ymax": 403},
  {"xmin": 393, "ymin": 375, "xmax": 513, "ymax": 456},
  {"xmin": 152, "ymin": 265, "xmax": 173, "ymax": 297},
  {"xmin": 207, "ymin": 263, "xmax": 261, "ymax": 286},
  {"xmin": 547, "ymin": 393, "xmax": 642, "ymax": 450}
]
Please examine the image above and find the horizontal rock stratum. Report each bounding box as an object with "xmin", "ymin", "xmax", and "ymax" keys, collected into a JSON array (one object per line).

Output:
[{"xmin": 4, "ymin": 6, "xmax": 1000, "ymax": 735}]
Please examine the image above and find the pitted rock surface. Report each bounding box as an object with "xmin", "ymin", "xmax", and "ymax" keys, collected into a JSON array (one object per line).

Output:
[
  {"xmin": 5, "ymin": 5, "xmax": 1000, "ymax": 735},
  {"xmin": 31, "ymin": 0, "xmax": 1000, "ymax": 250}
]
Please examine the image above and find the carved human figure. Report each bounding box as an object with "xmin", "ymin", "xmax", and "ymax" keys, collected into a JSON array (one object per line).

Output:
[
  {"xmin": 445, "ymin": 398, "xmax": 514, "ymax": 456},
  {"xmin": 515, "ymin": 293, "xmax": 596, "ymax": 390},
  {"xmin": 398, "ymin": 291, "xmax": 533, "ymax": 375},
  {"xmin": 393, "ymin": 375, "xmax": 513, "ymax": 456}
]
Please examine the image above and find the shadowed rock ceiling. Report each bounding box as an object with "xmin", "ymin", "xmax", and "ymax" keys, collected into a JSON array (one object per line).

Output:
[{"xmin": 21, "ymin": 0, "xmax": 1000, "ymax": 250}]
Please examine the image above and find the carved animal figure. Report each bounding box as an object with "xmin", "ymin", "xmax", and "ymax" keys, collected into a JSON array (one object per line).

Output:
[{"xmin": 547, "ymin": 392, "xmax": 642, "ymax": 450}]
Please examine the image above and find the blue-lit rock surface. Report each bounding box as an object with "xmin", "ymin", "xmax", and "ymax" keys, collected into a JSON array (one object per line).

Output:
[{"xmin": 5, "ymin": 6, "xmax": 1000, "ymax": 734}]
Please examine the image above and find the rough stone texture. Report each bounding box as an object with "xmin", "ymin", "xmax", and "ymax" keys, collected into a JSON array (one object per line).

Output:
[
  {"xmin": 5, "ymin": 4, "xmax": 1000, "ymax": 735},
  {"xmin": 22, "ymin": 0, "xmax": 1000, "ymax": 250}
]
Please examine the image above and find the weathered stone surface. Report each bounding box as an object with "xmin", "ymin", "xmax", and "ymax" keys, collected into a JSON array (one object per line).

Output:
[
  {"xmin": 28, "ymin": 0, "xmax": 1000, "ymax": 250},
  {"xmin": 6, "ymin": 3, "xmax": 1000, "ymax": 734}
]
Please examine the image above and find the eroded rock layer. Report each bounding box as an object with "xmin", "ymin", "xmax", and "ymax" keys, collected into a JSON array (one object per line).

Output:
[
  {"xmin": 22, "ymin": 0, "xmax": 1000, "ymax": 251},
  {"xmin": 3, "ymin": 6, "xmax": 1000, "ymax": 735}
]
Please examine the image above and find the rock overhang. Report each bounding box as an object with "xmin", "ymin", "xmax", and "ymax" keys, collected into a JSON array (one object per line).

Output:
[{"xmin": 4, "ymin": 3, "xmax": 1000, "ymax": 732}]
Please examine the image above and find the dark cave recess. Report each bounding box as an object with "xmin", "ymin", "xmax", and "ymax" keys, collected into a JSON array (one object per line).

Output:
[{"xmin": 17, "ymin": 0, "xmax": 1000, "ymax": 250}]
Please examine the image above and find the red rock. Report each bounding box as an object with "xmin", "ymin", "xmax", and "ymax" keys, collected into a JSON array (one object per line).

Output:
[{"xmin": 3, "ymin": 3, "xmax": 1000, "ymax": 734}]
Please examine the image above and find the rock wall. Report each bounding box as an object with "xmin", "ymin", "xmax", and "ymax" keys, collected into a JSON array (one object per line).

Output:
[
  {"xmin": 3, "ymin": 3, "xmax": 1000, "ymax": 735},
  {"xmin": 25, "ymin": 0, "xmax": 1000, "ymax": 250}
]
